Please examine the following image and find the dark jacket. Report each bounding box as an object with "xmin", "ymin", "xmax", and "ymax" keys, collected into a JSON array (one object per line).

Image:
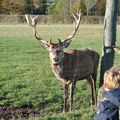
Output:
[
  {"xmin": 93, "ymin": 89, "xmax": 120, "ymax": 120},
  {"xmin": 103, "ymin": 89, "xmax": 120, "ymax": 107}
]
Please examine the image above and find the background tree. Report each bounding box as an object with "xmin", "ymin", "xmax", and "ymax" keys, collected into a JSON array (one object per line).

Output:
[
  {"xmin": 0, "ymin": 0, "xmax": 3, "ymax": 14},
  {"xmin": 70, "ymin": 0, "xmax": 86, "ymax": 14},
  {"xmin": 85, "ymin": 0, "xmax": 98, "ymax": 15},
  {"xmin": 46, "ymin": 0, "xmax": 70, "ymax": 23},
  {"xmin": 32, "ymin": 0, "xmax": 47, "ymax": 14},
  {"xmin": 24, "ymin": 0, "xmax": 32, "ymax": 14},
  {"xmin": 96, "ymin": 0, "xmax": 106, "ymax": 16},
  {"xmin": 22, "ymin": 0, "xmax": 47, "ymax": 14},
  {"xmin": 0, "ymin": 0, "xmax": 47, "ymax": 15},
  {"xmin": 0, "ymin": 0, "xmax": 25, "ymax": 14},
  {"xmin": 119, "ymin": 0, "xmax": 120, "ymax": 15},
  {"xmin": 0, "ymin": 0, "xmax": 119, "ymax": 16}
]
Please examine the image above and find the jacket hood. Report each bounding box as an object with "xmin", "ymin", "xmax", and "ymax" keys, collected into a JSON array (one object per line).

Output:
[{"xmin": 103, "ymin": 89, "xmax": 120, "ymax": 107}]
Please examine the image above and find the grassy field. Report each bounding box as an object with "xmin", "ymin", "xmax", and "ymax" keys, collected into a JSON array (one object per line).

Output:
[{"xmin": 0, "ymin": 24, "xmax": 120, "ymax": 120}]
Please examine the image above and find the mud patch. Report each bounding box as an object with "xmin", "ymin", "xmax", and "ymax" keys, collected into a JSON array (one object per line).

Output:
[{"xmin": 0, "ymin": 104, "xmax": 41, "ymax": 120}]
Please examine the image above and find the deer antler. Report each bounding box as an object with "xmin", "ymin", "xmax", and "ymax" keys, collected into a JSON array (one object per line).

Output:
[
  {"xmin": 25, "ymin": 14, "xmax": 45, "ymax": 41},
  {"xmin": 25, "ymin": 11, "xmax": 82, "ymax": 44},
  {"xmin": 63, "ymin": 11, "xmax": 82, "ymax": 42},
  {"xmin": 25, "ymin": 14, "xmax": 39, "ymax": 27},
  {"xmin": 25, "ymin": 14, "xmax": 50, "ymax": 49}
]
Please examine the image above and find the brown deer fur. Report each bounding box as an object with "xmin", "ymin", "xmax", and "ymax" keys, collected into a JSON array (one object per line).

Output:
[
  {"xmin": 50, "ymin": 46, "xmax": 100, "ymax": 112},
  {"xmin": 25, "ymin": 12, "xmax": 100, "ymax": 112}
]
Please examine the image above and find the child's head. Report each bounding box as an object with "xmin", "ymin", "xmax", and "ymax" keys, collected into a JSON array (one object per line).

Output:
[{"xmin": 103, "ymin": 66, "xmax": 120, "ymax": 90}]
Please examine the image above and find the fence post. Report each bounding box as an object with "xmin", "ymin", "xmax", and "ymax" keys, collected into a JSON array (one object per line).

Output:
[{"xmin": 99, "ymin": 0, "xmax": 119, "ymax": 87}]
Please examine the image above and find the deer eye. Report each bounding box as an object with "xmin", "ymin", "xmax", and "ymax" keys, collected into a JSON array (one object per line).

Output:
[{"xmin": 56, "ymin": 50, "xmax": 60, "ymax": 54}]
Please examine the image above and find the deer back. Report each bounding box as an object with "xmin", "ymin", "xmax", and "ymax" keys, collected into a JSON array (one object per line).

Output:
[{"xmin": 52, "ymin": 48, "xmax": 99, "ymax": 82}]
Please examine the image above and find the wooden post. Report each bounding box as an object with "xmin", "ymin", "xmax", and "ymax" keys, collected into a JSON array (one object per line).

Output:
[{"xmin": 99, "ymin": 0, "xmax": 119, "ymax": 87}]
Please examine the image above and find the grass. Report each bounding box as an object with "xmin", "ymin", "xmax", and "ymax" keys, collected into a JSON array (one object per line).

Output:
[{"xmin": 0, "ymin": 24, "xmax": 120, "ymax": 120}]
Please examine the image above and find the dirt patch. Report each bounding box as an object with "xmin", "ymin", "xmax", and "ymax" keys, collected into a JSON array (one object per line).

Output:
[{"xmin": 0, "ymin": 104, "xmax": 41, "ymax": 120}]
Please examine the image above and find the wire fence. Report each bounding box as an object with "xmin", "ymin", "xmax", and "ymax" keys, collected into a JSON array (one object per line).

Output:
[
  {"xmin": 0, "ymin": 14, "xmax": 105, "ymax": 24},
  {"xmin": 1, "ymin": 14, "xmax": 120, "ymax": 24}
]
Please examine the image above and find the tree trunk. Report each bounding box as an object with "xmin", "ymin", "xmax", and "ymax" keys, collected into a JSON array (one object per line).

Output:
[{"xmin": 99, "ymin": 0, "xmax": 118, "ymax": 87}]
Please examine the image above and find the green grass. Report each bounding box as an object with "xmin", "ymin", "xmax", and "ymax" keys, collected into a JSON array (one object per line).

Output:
[{"xmin": 0, "ymin": 24, "xmax": 120, "ymax": 120}]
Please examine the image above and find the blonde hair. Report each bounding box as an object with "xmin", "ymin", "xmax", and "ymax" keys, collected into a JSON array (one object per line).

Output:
[{"xmin": 103, "ymin": 66, "xmax": 120, "ymax": 89}]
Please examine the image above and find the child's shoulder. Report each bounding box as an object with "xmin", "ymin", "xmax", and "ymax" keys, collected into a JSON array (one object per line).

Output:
[
  {"xmin": 103, "ymin": 89, "xmax": 120, "ymax": 107},
  {"xmin": 94, "ymin": 100, "xmax": 119, "ymax": 120}
]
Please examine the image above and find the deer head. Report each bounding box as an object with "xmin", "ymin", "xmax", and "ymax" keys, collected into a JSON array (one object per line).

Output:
[{"xmin": 25, "ymin": 12, "xmax": 82, "ymax": 65}]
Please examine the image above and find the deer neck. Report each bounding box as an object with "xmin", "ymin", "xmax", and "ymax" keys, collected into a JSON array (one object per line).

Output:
[{"xmin": 51, "ymin": 59, "xmax": 64, "ymax": 80}]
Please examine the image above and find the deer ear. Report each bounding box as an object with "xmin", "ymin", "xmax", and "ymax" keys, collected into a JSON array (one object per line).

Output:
[
  {"xmin": 63, "ymin": 39, "xmax": 71, "ymax": 48},
  {"xmin": 40, "ymin": 40, "xmax": 50, "ymax": 50}
]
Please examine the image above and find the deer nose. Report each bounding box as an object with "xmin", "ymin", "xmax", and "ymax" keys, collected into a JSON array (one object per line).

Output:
[{"xmin": 53, "ymin": 58, "xmax": 59, "ymax": 62}]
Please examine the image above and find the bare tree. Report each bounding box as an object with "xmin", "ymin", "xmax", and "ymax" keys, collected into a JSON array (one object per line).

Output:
[{"xmin": 85, "ymin": 0, "xmax": 98, "ymax": 15}]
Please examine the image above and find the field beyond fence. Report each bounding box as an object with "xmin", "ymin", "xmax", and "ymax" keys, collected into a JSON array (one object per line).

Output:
[
  {"xmin": 0, "ymin": 15, "xmax": 107, "ymax": 24},
  {"xmin": 1, "ymin": 15, "xmax": 120, "ymax": 24},
  {"xmin": 0, "ymin": 24, "xmax": 120, "ymax": 120}
]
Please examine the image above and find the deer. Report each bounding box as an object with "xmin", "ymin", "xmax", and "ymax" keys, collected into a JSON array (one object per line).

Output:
[{"xmin": 25, "ymin": 11, "xmax": 100, "ymax": 112}]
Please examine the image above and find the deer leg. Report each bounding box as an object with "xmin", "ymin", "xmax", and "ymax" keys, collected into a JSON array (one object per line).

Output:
[
  {"xmin": 69, "ymin": 82, "xmax": 76, "ymax": 112},
  {"xmin": 91, "ymin": 73, "xmax": 97, "ymax": 106},
  {"xmin": 87, "ymin": 75, "xmax": 97, "ymax": 106},
  {"xmin": 63, "ymin": 84, "xmax": 68, "ymax": 112}
]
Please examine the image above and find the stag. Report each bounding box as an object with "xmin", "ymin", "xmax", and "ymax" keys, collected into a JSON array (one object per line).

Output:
[{"xmin": 25, "ymin": 12, "xmax": 100, "ymax": 112}]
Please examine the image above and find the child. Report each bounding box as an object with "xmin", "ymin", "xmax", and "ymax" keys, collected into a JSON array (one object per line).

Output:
[{"xmin": 93, "ymin": 66, "xmax": 120, "ymax": 120}]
